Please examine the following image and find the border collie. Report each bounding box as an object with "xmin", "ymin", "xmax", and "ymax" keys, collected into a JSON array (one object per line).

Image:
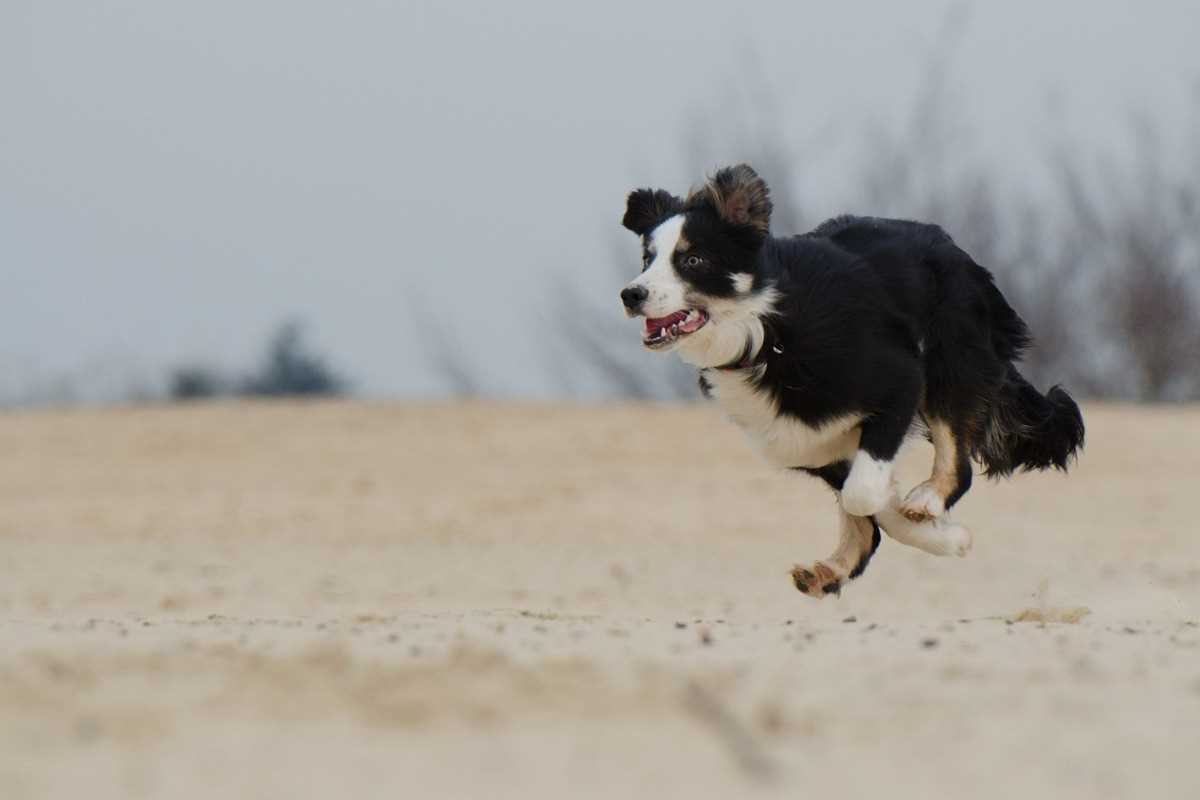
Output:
[{"xmin": 619, "ymin": 164, "xmax": 1084, "ymax": 597}]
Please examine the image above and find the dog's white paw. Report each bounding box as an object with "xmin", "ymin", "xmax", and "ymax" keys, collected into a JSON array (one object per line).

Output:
[
  {"xmin": 932, "ymin": 518, "xmax": 973, "ymax": 557},
  {"xmin": 841, "ymin": 454, "xmax": 893, "ymax": 517},
  {"xmin": 900, "ymin": 481, "xmax": 946, "ymax": 522}
]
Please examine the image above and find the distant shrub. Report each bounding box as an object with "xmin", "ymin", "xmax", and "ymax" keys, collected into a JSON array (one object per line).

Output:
[
  {"xmin": 165, "ymin": 319, "xmax": 347, "ymax": 403},
  {"xmin": 238, "ymin": 320, "xmax": 346, "ymax": 398},
  {"xmin": 167, "ymin": 366, "xmax": 228, "ymax": 400}
]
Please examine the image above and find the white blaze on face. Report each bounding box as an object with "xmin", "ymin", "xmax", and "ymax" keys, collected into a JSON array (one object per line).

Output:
[{"xmin": 624, "ymin": 215, "xmax": 688, "ymax": 318}]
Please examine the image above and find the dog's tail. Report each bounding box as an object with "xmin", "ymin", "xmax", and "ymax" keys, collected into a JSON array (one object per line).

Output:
[
  {"xmin": 978, "ymin": 365, "xmax": 1085, "ymax": 477},
  {"xmin": 971, "ymin": 277, "xmax": 1084, "ymax": 476}
]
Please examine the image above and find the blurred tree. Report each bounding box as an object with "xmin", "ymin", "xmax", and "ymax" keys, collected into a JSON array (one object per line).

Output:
[
  {"xmin": 239, "ymin": 320, "xmax": 346, "ymax": 397},
  {"xmin": 401, "ymin": 285, "xmax": 485, "ymax": 397},
  {"xmin": 1052, "ymin": 119, "xmax": 1200, "ymax": 401}
]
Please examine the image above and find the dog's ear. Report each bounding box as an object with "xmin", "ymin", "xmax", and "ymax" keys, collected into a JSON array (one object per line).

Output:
[
  {"xmin": 688, "ymin": 164, "xmax": 772, "ymax": 235},
  {"xmin": 622, "ymin": 188, "xmax": 683, "ymax": 236}
]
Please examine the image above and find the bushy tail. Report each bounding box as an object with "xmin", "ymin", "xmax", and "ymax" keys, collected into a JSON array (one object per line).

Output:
[{"xmin": 979, "ymin": 366, "xmax": 1085, "ymax": 477}]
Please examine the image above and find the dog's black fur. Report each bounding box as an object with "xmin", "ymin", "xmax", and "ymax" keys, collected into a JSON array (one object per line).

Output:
[
  {"xmin": 749, "ymin": 214, "xmax": 1083, "ymax": 492},
  {"xmin": 622, "ymin": 165, "xmax": 1084, "ymax": 520}
]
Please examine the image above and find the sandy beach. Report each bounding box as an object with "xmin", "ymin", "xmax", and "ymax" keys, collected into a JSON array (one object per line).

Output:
[{"xmin": 2, "ymin": 400, "xmax": 1198, "ymax": 798}]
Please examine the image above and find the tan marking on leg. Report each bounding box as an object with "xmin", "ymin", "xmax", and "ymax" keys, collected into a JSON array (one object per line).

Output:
[
  {"xmin": 792, "ymin": 511, "xmax": 877, "ymax": 598},
  {"xmin": 929, "ymin": 420, "xmax": 960, "ymax": 496},
  {"xmin": 901, "ymin": 419, "xmax": 959, "ymax": 521}
]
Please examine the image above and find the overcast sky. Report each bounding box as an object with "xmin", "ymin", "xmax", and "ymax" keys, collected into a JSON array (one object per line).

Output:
[{"xmin": 3, "ymin": 1, "xmax": 1198, "ymax": 401}]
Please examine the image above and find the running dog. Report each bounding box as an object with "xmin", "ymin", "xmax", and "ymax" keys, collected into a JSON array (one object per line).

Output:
[{"xmin": 619, "ymin": 164, "xmax": 1084, "ymax": 597}]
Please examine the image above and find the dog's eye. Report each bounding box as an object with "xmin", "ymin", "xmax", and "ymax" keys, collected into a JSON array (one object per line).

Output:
[{"xmin": 683, "ymin": 255, "xmax": 703, "ymax": 267}]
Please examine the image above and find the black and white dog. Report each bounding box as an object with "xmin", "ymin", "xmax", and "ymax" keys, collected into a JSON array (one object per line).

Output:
[{"xmin": 619, "ymin": 164, "xmax": 1084, "ymax": 597}]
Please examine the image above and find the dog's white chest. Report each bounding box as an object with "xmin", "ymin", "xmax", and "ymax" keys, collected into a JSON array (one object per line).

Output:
[{"xmin": 704, "ymin": 369, "xmax": 862, "ymax": 469}]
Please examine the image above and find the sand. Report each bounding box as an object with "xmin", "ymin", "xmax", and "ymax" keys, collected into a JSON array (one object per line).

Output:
[{"xmin": 1, "ymin": 399, "xmax": 1198, "ymax": 799}]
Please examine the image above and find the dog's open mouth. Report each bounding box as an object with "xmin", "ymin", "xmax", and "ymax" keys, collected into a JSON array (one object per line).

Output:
[{"xmin": 643, "ymin": 309, "xmax": 708, "ymax": 348}]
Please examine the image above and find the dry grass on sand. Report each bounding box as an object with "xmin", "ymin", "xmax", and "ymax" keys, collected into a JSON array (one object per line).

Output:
[{"xmin": 1, "ymin": 400, "xmax": 1199, "ymax": 799}]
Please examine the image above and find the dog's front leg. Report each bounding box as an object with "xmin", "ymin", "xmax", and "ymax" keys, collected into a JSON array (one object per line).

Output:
[
  {"xmin": 841, "ymin": 406, "xmax": 915, "ymax": 517},
  {"xmin": 791, "ymin": 510, "xmax": 881, "ymax": 598},
  {"xmin": 841, "ymin": 450, "xmax": 895, "ymax": 516}
]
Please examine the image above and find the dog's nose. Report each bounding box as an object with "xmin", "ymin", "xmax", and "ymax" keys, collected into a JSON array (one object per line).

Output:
[{"xmin": 620, "ymin": 285, "xmax": 648, "ymax": 311}]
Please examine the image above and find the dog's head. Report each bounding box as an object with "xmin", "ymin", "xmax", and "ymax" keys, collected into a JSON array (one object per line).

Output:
[{"xmin": 619, "ymin": 164, "xmax": 775, "ymax": 368}]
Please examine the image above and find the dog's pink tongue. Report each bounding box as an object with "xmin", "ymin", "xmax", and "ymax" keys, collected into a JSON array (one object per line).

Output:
[{"xmin": 645, "ymin": 311, "xmax": 686, "ymax": 332}]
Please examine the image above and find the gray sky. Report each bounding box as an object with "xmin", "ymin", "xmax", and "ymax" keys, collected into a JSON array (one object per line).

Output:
[{"xmin": 3, "ymin": 0, "xmax": 1198, "ymax": 401}]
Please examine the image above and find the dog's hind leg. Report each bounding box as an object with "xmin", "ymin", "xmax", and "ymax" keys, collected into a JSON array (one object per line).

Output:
[
  {"xmin": 791, "ymin": 510, "xmax": 882, "ymax": 599},
  {"xmin": 875, "ymin": 502, "xmax": 972, "ymax": 557},
  {"xmin": 900, "ymin": 418, "xmax": 974, "ymax": 521}
]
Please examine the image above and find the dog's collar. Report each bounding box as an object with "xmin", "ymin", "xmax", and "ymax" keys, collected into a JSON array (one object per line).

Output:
[{"xmin": 713, "ymin": 322, "xmax": 783, "ymax": 371}]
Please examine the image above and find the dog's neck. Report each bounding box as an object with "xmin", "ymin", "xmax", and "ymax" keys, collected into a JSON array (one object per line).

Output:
[{"xmin": 677, "ymin": 317, "xmax": 765, "ymax": 370}]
